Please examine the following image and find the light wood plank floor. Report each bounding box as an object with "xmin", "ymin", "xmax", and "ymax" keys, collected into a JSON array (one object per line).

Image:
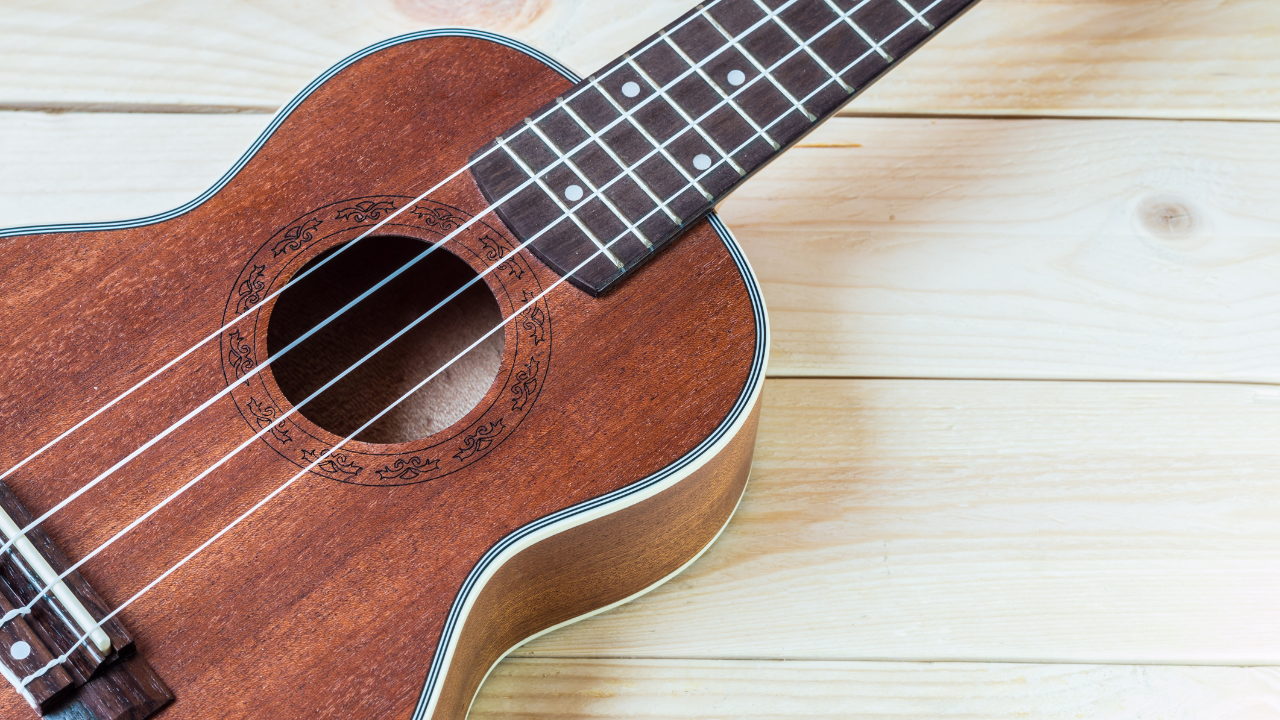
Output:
[{"xmin": 2, "ymin": 1, "xmax": 1278, "ymax": 717}]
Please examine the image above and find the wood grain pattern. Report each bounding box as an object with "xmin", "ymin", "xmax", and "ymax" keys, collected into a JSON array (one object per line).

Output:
[
  {"xmin": 0, "ymin": 33, "xmax": 764, "ymax": 719},
  {"xmin": 2, "ymin": 1, "xmax": 1277, "ymax": 119},
  {"xmin": 518, "ymin": 378, "xmax": 1280, "ymax": 663},
  {"xmin": 6, "ymin": 114, "xmax": 1280, "ymax": 383},
  {"xmin": 5, "ymin": 2, "xmax": 1280, "ymax": 718},
  {"xmin": 470, "ymin": 658, "xmax": 1280, "ymax": 719}
]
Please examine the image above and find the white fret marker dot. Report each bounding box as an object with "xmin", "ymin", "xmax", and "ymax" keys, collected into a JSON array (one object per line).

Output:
[
  {"xmin": 564, "ymin": 185, "xmax": 584, "ymax": 202},
  {"xmin": 10, "ymin": 641, "xmax": 30, "ymax": 660},
  {"xmin": 693, "ymin": 154, "xmax": 712, "ymax": 171},
  {"xmin": 621, "ymin": 81, "xmax": 640, "ymax": 98},
  {"xmin": 727, "ymin": 69, "xmax": 746, "ymax": 86}
]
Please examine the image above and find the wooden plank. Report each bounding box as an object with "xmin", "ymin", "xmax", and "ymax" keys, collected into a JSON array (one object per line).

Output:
[
  {"xmin": 727, "ymin": 118, "xmax": 1280, "ymax": 382},
  {"xmin": 471, "ymin": 658, "xmax": 1280, "ymax": 719},
  {"xmin": 5, "ymin": 114, "xmax": 1280, "ymax": 383},
  {"xmin": 515, "ymin": 378, "xmax": 1280, "ymax": 664},
  {"xmin": 0, "ymin": 112, "xmax": 268, "ymax": 227},
  {"xmin": 1, "ymin": 1, "xmax": 1278, "ymax": 120}
]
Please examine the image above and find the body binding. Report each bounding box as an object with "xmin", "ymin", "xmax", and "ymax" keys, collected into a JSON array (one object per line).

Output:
[{"xmin": 0, "ymin": 31, "xmax": 767, "ymax": 720}]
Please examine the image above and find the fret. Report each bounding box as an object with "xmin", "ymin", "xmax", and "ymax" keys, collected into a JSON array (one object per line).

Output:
[
  {"xmin": 829, "ymin": 0, "xmax": 932, "ymax": 58},
  {"xmin": 587, "ymin": 75, "xmax": 716, "ymax": 203},
  {"xmin": 555, "ymin": 98, "xmax": 680, "ymax": 227},
  {"xmin": 895, "ymin": 0, "xmax": 936, "ymax": 29},
  {"xmin": 702, "ymin": 10, "xmax": 818, "ymax": 122},
  {"xmin": 627, "ymin": 55, "xmax": 745, "ymax": 177},
  {"xmin": 812, "ymin": 0, "xmax": 892, "ymax": 90},
  {"xmin": 744, "ymin": 0, "xmax": 862, "ymax": 118},
  {"xmin": 920, "ymin": 0, "xmax": 978, "ymax": 26},
  {"xmin": 494, "ymin": 134, "xmax": 626, "ymax": 270},
  {"xmin": 660, "ymin": 31, "xmax": 783, "ymax": 152},
  {"xmin": 471, "ymin": 0, "xmax": 982, "ymax": 295},
  {"xmin": 753, "ymin": 0, "xmax": 856, "ymax": 94},
  {"xmin": 522, "ymin": 118, "xmax": 655, "ymax": 250},
  {"xmin": 824, "ymin": 0, "xmax": 894, "ymax": 61}
]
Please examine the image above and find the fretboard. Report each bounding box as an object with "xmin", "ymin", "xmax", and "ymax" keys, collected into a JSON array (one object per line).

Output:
[{"xmin": 471, "ymin": 0, "xmax": 977, "ymax": 295}]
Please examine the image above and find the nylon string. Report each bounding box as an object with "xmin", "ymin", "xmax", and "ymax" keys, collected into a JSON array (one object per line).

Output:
[{"xmin": 3, "ymin": 0, "xmax": 937, "ymax": 690}]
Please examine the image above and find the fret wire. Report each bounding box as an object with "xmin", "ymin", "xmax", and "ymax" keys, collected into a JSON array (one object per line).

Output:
[
  {"xmin": 896, "ymin": 0, "xmax": 936, "ymax": 30},
  {"xmin": 6, "ymin": 0, "xmax": 908, "ymax": 691},
  {"xmin": 821, "ymin": 0, "xmax": 892, "ymax": 61},
  {"xmin": 555, "ymin": 97, "xmax": 682, "ymax": 227},
  {"xmin": 717, "ymin": 0, "xmax": 945, "ymax": 164},
  {"xmin": 701, "ymin": 11, "xmax": 818, "ymax": 122},
  {"xmin": 658, "ymin": 32, "xmax": 782, "ymax": 151},
  {"xmin": 587, "ymin": 76, "xmax": 715, "ymax": 201},
  {"xmin": 494, "ymin": 135, "xmax": 626, "ymax": 269},
  {"xmin": 620, "ymin": 0, "xmax": 948, "ymax": 239},
  {"xmin": 813, "ymin": 0, "xmax": 946, "ymax": 99},
  {"xmin": 594, "ymin": 0, "xmax": 936, "ymax": 224},
  {"xmin": 625, "ymin": 55, "xmax": 746, "ymax": 176},
  {"xmin": 522, "ymin": 118, "xmax": 655, "ymax": 250},
  {"xmin": 747, "ymin": 0, "xmax": 854, "ymax": 93}
]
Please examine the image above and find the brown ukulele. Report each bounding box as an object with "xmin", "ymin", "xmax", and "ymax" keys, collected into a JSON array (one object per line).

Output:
[{"xmin": 0, "ymin": 0, "xmax": 977, "ymax": 717}]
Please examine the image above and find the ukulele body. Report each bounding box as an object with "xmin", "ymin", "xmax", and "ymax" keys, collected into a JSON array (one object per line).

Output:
[{"xmin": 0, "ymin": 31, "xmax": 766, "ymax": 720}]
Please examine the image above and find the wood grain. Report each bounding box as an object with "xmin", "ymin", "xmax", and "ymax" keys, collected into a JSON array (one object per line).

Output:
[
  {"xmin": 517, "ymin": 378, "xmax": 1280, "ymax": 664},
  {"xmin": 729, "ymin": 118, "xmax": 1280, "ymax": 381},
  {"xmin": 470, "ymin": 658, "xmax": 1280, "ymax": 719},
  {"xmin": 1, "ymin": 1, "xmax": 1277, "ymax": 119},
  {"xmin": 0, "ymin": 34, "xmax": 764, "ymax": 719},
  {"xmin": 4, "ymin": 2, "xmax": 1279, "ymax": 717},
  {"xmin": 6, "ymin": 114, "xmax": 1280, "ymax": 383}
]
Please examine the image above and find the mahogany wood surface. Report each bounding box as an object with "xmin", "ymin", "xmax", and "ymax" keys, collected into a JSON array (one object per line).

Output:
[{"xmin": 0, "ymin": 34, "xmax": 762, "ymax": 719}]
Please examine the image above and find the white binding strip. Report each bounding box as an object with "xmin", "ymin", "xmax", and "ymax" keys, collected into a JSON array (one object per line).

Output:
[
  {"xmin": 0, "ymin": 0, "xmax": 805, "ymax": 565},
  {"xmin": 415, "ymin": 213, "xmax": 768, "ymax": 720},
  {"xmin": 0, "ymin": 5, "xmax": 823, "ymax": 651},
  {"xmin": 0, "ymin": 0, "xmax": 743, "ymax": 504},
  {"xmin": 464, "ymin": 468, "xmax": 754, "ymax": 720}
]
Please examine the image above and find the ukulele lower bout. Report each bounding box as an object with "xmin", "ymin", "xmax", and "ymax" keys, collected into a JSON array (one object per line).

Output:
[{"xmin": 0, "ymin": 30, "xmax": 767, "ymax": 720}]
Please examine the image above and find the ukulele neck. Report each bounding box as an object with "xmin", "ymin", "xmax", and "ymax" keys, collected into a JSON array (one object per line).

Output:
[{"xmin": 470, "ymin": 0, "xmax": 977, "ymax": 296}]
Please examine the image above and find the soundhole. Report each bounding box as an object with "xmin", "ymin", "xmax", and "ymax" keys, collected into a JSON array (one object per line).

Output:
[{"xmin": 266, "ymin": 236, "xmax": 504, "ymax": 445}]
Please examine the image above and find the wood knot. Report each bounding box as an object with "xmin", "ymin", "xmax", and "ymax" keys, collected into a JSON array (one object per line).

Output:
[{"xmin": 1134, "ymin": 193, "xmax": 1211, "ymax": 249}]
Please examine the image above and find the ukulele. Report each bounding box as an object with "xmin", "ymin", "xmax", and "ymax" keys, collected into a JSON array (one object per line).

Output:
[{"xmin": 0, "ymin": 0, "xmax": 978, "ymax": 717}]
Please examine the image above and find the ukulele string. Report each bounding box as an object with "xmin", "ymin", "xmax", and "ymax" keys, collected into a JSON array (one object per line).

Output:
[
  {"xmin": 0, "ymin": 0, "xmax": 742, "ymax": 491},
  {"xmin": 12, "ymin": 0, "xmax": 927, "ymax": 686},
  {"xmin": 0, "ymin": 0, "xmax": 852, "ymax": 642},
  {"xmin": 15, "ymin": 170, "xmax": 686, "ymax": 689},
  {"xmin": 0, "ymin": 0, "xmax": 770, "ymax": 560}
]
